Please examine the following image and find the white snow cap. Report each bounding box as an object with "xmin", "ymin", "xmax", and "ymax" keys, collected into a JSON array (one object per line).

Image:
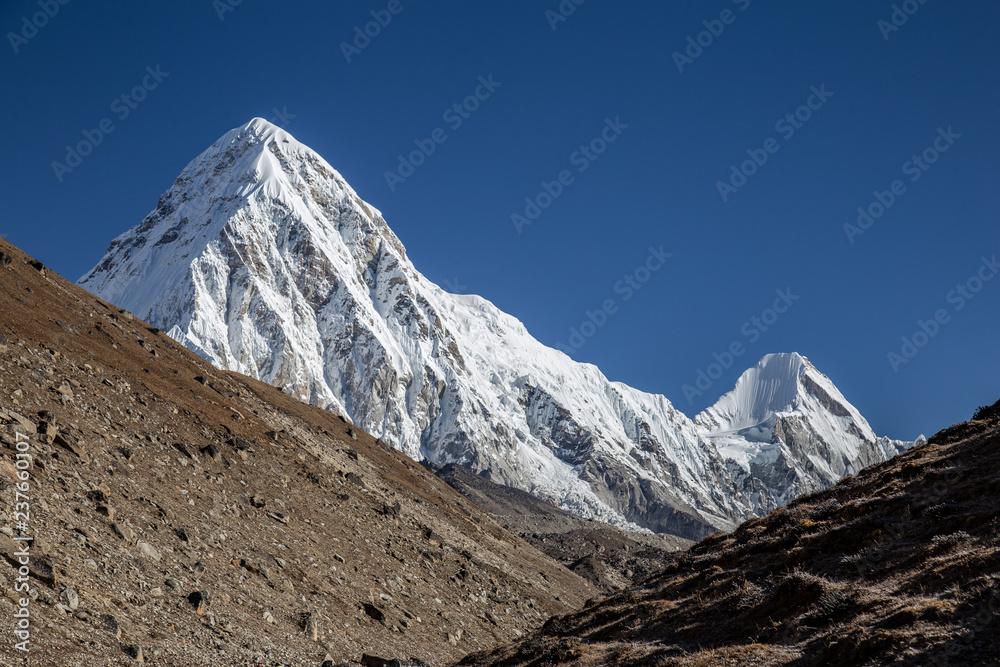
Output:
[
  {"xmin": 697, "ymin": 352, "xmax": 873, "ymax": 439},
  {"xmin": 77, "ymin": 120, "xmax": 919, "ymax": 537},
  {"xmin": 699, "ymin": 353, "xmax": 805, "ymax": 429}
]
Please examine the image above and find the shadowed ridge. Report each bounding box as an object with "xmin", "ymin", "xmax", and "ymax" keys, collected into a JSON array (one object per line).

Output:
[{"xmin": 459, "ymin": 397, "xmax": 1000, "ymax": 666}]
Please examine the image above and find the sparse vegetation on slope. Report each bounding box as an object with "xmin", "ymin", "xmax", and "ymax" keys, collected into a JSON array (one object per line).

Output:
[
  {"xmin": 0, "ymin": 238, "xmax": 596, "ymax": 666},
  {"xmin": 460, "ymin": 399, "xmax": 1000, "ymax": 666}
]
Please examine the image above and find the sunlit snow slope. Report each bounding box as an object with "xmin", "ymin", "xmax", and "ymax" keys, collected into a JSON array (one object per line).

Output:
[
  {"xmin": 79, "ymin": 119, "xmax": 918, "ymax": 539},
  {"xmin": 696, "ymin": 353, "xmax": 922, "ymax": 508}
]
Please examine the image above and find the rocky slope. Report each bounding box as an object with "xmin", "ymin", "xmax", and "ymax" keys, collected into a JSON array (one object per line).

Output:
[
  {"xmin": 459, "ymin": 398, "xmax": 1000, "ymax": 666},
  {"xmin": 427, "ymin": 462, "xmax": 692, "ymax": 594},
  {"xmin": 78, "ymin": 118, "xmax": 916, "ymax": 540},
  {"xmin": 0, "ymin": 237, "xmax": 603, "ymax": 666}
]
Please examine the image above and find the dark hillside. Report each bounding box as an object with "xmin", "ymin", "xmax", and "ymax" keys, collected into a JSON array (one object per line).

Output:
[{"xmin": 461, "ymin": 399, "xmax": 1000, "ymax": 666}]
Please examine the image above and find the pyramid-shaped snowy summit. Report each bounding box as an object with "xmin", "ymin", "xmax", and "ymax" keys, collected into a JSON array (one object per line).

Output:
[{"xmin": 79, "ymin": 120, "xmax": 919, "ymax": 539}]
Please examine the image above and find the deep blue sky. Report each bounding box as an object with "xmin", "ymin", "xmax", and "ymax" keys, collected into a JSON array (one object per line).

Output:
[{"xmin": 2, "ymin": 1, "xmax": 997, "ymax": 440}]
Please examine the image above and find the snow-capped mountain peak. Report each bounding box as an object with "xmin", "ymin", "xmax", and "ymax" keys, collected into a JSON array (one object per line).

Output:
[
  {"xmin": 696, "ymin": 352, "xmax": 874, "ymax": 437},
  {"xmin": 78, "ymin": 120, "xmax": 919, "ymax": 539},
  {"xmin": 696, "ymin": 352, "xmax": 917, "ymax": 507}
]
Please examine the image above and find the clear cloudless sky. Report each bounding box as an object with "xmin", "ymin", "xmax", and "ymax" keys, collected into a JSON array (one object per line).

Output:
[{"xmin": 1, "ymin": 0, "xmax": 997, "ymax": 440}]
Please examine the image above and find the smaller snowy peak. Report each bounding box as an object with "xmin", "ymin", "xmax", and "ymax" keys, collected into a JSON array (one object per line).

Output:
[
  {"xmin": 695, "ymin": 352, "xmax": 873, "ymax": 439},
  {"xmin": 695, "ymin": 352, "xmax": 915, "ymax": 508},
  {"xmin": 696, "ymin": 352, "xmax": 809, "ymax": 433},
  {"xmin": 696, "ymin": 351, "xmax": 876, "ymax": 444}
]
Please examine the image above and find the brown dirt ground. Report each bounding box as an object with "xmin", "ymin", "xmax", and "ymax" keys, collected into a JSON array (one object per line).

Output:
[{"xmin": 0, "ymin": 237, "xmax": 598, "ymax": 666}]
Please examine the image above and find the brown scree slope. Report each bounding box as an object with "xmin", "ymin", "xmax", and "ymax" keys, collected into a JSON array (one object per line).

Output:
[
  {"xmin": 427, "ymin": 462, "xmax": 692, "ymax": 596},
  {"xmin": 0, "ymin": 236, "xmax": 598, "ymax": 666}
]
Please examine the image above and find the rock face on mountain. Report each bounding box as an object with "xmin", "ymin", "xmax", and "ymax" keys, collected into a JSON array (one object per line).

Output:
[
  {"xmin": 79, "ymin": 119, "xmax": 916, "ymax": 540},
  {"xmin": 696, "ymin": 353, "xmax": 923, "ymax": 513}
]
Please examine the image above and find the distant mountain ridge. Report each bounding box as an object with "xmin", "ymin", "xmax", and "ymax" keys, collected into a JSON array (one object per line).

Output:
[
  {"xmin": 78, "ymin": 118, "xmax": 919, "ymax": 539},
  {"xmin": 696, "ymin": 352, "xmax": 922, "ymax": 511}
]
